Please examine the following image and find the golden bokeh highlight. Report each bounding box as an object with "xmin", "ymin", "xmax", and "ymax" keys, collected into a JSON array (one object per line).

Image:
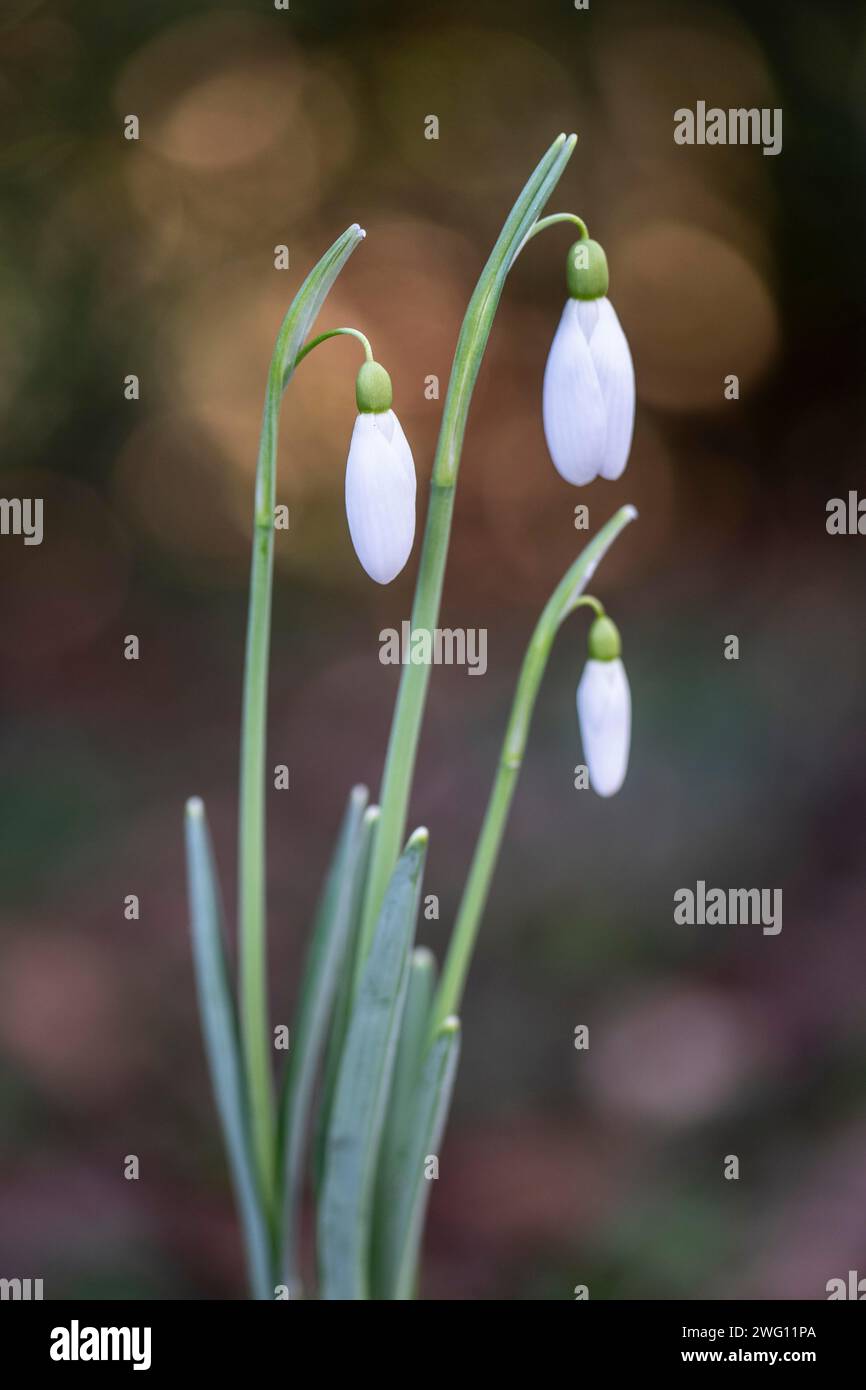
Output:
[{"xmin": 615, "ymin": 220, "xmax": 778, "ymax": 411}]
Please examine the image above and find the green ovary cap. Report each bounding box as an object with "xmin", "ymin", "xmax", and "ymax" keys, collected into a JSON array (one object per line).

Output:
[
  {"xmin": 566, "ymin": 237, "xmax": 609, "ymax": 300},
  {"xmin": 355, "ymin": 360, "xmax": 393, "ymax": 413},
  {"xmin": 588, "ymin": 614, "xmax": 621, "ymax": 661}
]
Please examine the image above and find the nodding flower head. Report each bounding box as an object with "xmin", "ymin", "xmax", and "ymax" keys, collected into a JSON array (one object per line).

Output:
[
  {"xmin": 543, "ymin": 236, "xmax": 635, "ymax": 487},
  {"xmin": 576, "ymin": 614, "xmax": 631, "ymax": 797},
  {"xmin": 345, "ymin": 360, "xmax": 416, "ymax": 585}
]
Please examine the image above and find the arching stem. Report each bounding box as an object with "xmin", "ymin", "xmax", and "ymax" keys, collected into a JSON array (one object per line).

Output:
[
  {"xmin": 431, "ymin": 505, "xmax": 637, "ymax": 1031},
  {"xmin": 357, "ymin": 134, "xmax": 579, "ymax": 975},
  {"xmin": 291, "ymin": 326, "xmax": 374, "ymax": 376},
  {"xmin": 238, "ymin": 226, "xmax": 365, "ymax": 1229}
]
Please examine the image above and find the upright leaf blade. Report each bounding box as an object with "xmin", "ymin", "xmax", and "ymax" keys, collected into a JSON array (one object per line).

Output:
[
  {"xmin": 278, "ymin": 784, "xmax": 369, "ymax": 1296},
  {"xmin": 313, "ymin": 804, "xmax": 379, "ymax": 1195},
  {"xmin": 318, "ymin": 828, "xmax": 428, "ymax": 1300},
  {"xmin": 371, "ymin": 947, "xmax": 437, "ymax": 1296},
  {"xmin": 380, "ymin": 1017, "xmax": 461, "ymax": 1301},
  {"xmin": 185, "ymin": 797, "xmax": 272, "ymax": 1300}
]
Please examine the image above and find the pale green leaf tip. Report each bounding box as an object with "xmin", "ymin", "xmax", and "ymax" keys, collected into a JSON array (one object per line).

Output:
[
  {"xmin": 411, "ymin": 946, "xmax": 436, "ymax": 970},
  {"xmin": 438, "ymin": 1015, "xmax": 460, "ymax": 1036},
  {"xmin": 350, "ymin": 223, "xmax": 366, "ymax": 241},
  {"xmin": 350, "ymin": 783, "xmax": 369, "ymax": 804},
  {"xmin": 364, "ymin": 804, "xmax": 381, "ymax": 825},
  {"xmin": 408, "ymin": 826, "xmax": 429, "ymax": 849},
  {"xmin": 622, "ymin": 503, "xmax": 639, "ymax": 522},
  {"xmin": 186, "ymin": 796, "xmax": 204, "ymax": 819}
]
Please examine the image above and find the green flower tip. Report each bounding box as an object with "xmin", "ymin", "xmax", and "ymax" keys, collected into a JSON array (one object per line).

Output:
[
  {"xmin": 408, "ymin": 825, "xmax": 429, "ymax": 849},
  {"xmin": 588, "ymin": 614, "xmax": 622, "ymax": 661},
  {"xmin": 438, "ymin": 1015, "xmax": 461, "ymax": 1037},
  {"xmin": 356, "ymin": 359, "xmax": 392, "ymax": 413},
  {"xmin": 566, "ymin": 237, "xmax": 609, "ymax": 300}
]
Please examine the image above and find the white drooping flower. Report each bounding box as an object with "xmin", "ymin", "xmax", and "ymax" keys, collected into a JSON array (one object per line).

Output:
[
  {"xmin": 542, "ymin": 236, "xmax": 635, "ymax": 486},
  {"xmin": 345, "ymin": 362, "xmax": 416, "ymax": 585},
  {"xmin": 576, "ymin": 655, "xmax": 631, "ymax": 798}
]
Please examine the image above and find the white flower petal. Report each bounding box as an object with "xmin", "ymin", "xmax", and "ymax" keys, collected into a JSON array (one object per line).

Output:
[
  {"xmin": 345, "ymin": 413, "xmax": 416, "ymax": 584},
  {"xmin": 587, "ymin": 298, "xmax": 635, "ymax": 481},
  {"xmin": 542, "ymin": 300, "xmax": 607, "ymax": 486},
  {"xmin": 573, "ymin": 298, "xmax": 602, "ymax": 340},
  {"xmin": 371, "ymin": 408, "xmax": 396, "ymax": 443},
  {"xmin": 576, "ymin": 657, "xmax": 631, "ymax": 797},
  {"xmin": 379, "ymin": 408, "xmax": 416, "ymax": 495}
]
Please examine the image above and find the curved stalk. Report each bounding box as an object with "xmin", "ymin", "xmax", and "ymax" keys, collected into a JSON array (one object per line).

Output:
[
  {"xmin": 516, "ymin": 211, "xmax": 588, "ymax": 258},
  {"xmin": 291, "ymin": 326, "xmax": 374, "ymax": 375},
  {"xmin": 431, "ymin": 504, "xmax": 638, "ymax": 1030},
  {"xmin": 358, "ymin": 133, "xmax": 579, "ymax": 969},
  {"xmin": 238, "ymin": 224, "xmax": 366, "ymax": 1221}
]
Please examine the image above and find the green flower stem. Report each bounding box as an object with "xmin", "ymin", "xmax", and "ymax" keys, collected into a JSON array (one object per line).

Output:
[
  {"xmin": 292, "ymin": 326, "xmax": 374, "ymax": 374},
  {"xmin": 431, "ymin": 504, "xmax": 638, "ymax": 1031},
  {"xmin": 357, "ymin": 133, "xmax": 578, "ymax": 973},
  {"xmin": 570, "ymin": 594, "xmax": 605, "ymax": 621},
  {"xmin": 518, "ymin": 211, "xmax": 588, "ymax": 254},
  {"xmin": 238, "ymin": 226, "xmax": 365, "ymax": 1221}
]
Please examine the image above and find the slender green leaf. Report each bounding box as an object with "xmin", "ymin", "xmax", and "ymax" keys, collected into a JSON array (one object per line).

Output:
[
  {"xmin": 371, "ymin": 947, "xmax": 437, "ymax": 1296},
  {"xmin": 312, "ymin": 803, "xmax": 378, "ymax": 1195},
  {"xmin": 378, "ymin": 1016, "xmax": 461, "ymax": 1301},
  {"xmin": 361, "ymin": 135, "xmax": 577, "ymax": 950},
  {"xmin": 185, "ymin": 797, "xmax": 272, "ymax": 1300},
  {"xmin": 278, "ymin": 224, "xmax": 367, "ymax": 394},
  {"xmin": 238, "ymin": 221, "xmax": 366, "ymax": 1207},
  {"xmin": 318, "ymin": 828, "xmax": 428, "ymax": 1300},
  {"xmin": 277, "ymin": 784, "xmax": 369, "ymax": 1296}
]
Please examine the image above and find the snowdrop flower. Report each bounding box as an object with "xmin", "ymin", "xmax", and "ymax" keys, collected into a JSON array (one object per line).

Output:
[
  {"xmin": 345, "ymin": 360, "xmax": 416, "ymax": 584},
  {"xmin": 543, "ymin": 236, "xmax": 635, "ymax": 486},
  {"xmin": 576, "ymin": 614, "xmax": 631, "ymax": 797}
]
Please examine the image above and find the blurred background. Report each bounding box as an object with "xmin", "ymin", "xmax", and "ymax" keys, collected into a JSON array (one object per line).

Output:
[{"xmin": 1, "ymin": 0, "xmax": 865, "ymax": 1300}]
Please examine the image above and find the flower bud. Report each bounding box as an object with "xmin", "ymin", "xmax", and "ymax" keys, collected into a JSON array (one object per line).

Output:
[
  {"xmin": 576, "ymin": 651, "xmax": 631, "ymax": 797},
  {"xmin": 543, "ymin": 236, "xmax": 635, "ymax": 487},
  {"xmin": 345, "ymin": 403, "xmax": 416, "ymax": 585},
  {"xmin": 587, "ymin": 614, "xmax": 621, "ymax": 661},
  {"xmin": 355, "ymin": 360, "xmax": 393, "ymax": 413},
  {"xmin": 565, "ymin": 237, "xmax": 609, "ymax": 300}
]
